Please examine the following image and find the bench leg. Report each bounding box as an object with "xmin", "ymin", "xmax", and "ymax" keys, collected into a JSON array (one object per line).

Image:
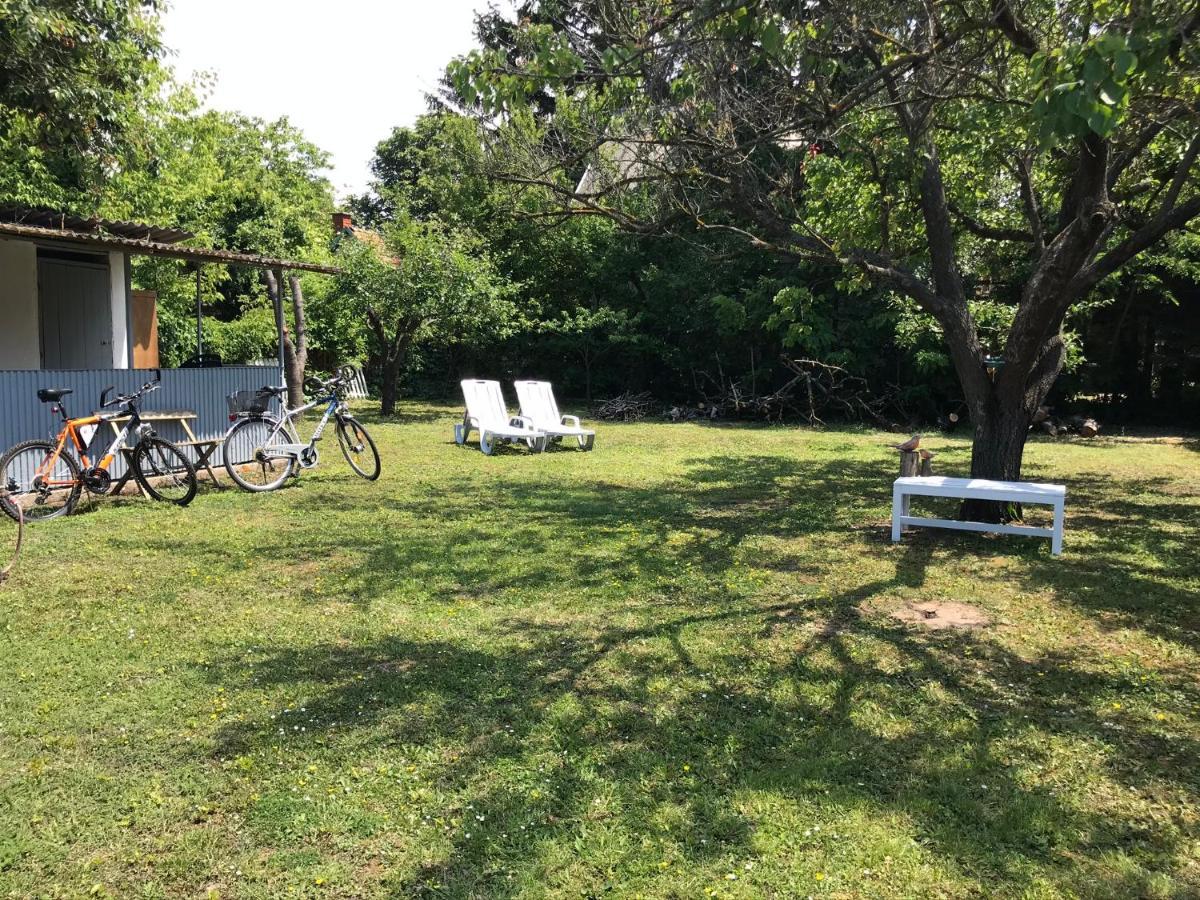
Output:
[
  {"xmin": 891, "ymin": 487, "xmax": 904, "ymax": 542},
  {"xmin": 1052, "ymin": 501, "xmax": 1064, "ymax": 555}
]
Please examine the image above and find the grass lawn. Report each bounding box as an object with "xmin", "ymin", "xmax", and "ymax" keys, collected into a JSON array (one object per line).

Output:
[{"xmin": 1, "ymin": 404, "xmax": 1198, "ymax": 899}]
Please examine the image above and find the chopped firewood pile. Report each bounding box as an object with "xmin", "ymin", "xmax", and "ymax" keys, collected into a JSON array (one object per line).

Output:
[{"xmin": 1032, "ymin": 407, "xmax": 1100, "ymax": 438}]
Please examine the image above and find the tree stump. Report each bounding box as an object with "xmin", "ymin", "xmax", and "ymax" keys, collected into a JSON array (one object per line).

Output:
[{"xmin": 898, "ymin": 450, "xmax": 919, "ymax": 531}]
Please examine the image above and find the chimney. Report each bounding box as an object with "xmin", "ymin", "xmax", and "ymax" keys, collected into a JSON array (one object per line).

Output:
[{"xmin": 332, "ymin": 211, "xmax": 353, "ymax": 234}]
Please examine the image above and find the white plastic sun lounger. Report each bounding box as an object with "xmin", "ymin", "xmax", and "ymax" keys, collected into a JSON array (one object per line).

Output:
[
  {"xmin": 514, "ymin": 380, "xmax": 595, "ymax": 451},
  {"xmin": 455, "ymin": 379, "xmax": 547, "ymax": 455}
]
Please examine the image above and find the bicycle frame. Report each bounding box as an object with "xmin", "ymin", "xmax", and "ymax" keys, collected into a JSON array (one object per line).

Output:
[
  {"xmin": 37, "ymin": 409, "xmax": 142, "ymax": 486},
  {"xmin": 258, "ymin": 392, "xmax": 346, "ymax": 460}
]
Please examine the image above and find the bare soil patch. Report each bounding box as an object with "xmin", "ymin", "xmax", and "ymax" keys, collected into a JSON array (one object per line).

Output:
[{"xmin": 862, "ymin": 597, "xmax": 993, "ymax": 631}]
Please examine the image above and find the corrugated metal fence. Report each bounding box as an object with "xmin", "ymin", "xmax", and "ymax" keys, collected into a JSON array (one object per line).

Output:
[{"xmin": 1, "ymin": 366, "xmax": 281, "ymax": 476}]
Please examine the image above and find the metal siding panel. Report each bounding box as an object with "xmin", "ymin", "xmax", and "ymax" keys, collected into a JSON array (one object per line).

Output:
[{"xmin": 0, "ymin": 366, "xmax": 282, "ymax": 477}]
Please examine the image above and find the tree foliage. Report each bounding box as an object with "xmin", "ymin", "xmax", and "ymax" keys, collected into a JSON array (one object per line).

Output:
[
  {"xmin": 332, "ymin": 220, "xmax": 517, "ymax": 414},
  {"xmin": 0, "ymin": 0, "xmax": 164, "ymax": 204},
  {"xmin": 102, "ymin": 97, "xmax": 336, "ymax": 365}
]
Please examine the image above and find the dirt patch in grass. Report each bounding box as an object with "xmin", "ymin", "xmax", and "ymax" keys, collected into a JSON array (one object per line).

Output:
[{"xmin": 862, "ymin": 597, "xmax": 993, "ymax": 631}]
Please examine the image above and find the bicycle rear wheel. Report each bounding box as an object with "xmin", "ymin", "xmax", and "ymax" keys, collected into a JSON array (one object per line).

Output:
[
  {"xmin": 0, "ymin": 439, "xmax": 82, "ymax": 522},
  {"xmin": 336, "ymin": 417, "xmax": 380, "ymax": 480},
  {"xmin": 132, "ymin": 438, "xmax": 198, "ymax": 506},
  {"xmin": 224, "ymin": 416, "xmax": 295, "ymax": 492}
]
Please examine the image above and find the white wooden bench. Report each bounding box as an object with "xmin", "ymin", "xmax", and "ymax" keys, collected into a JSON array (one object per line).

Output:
[{"xmin": 892, "ymin": 476, "xmax": 1066, "ymax": 555}]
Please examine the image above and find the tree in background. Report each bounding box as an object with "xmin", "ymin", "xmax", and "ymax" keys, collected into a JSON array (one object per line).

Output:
[
  {"xmin": 348, "ymin": 111, "xmax": 850, "ymax": 403},
  {"xmin": 333, "ymin": 219, "xmax": 518, "ymax": 414},
  {"xmin": 105, "ymin": 98, "xmax": 336, "ymax": 366},
  {"xmin": 0, "ymin": 0, "xmax": 164, "ymax": 206},
  {"xmin": 451, "ymin": 0, "xmax": 1200, "ymax": 514}
]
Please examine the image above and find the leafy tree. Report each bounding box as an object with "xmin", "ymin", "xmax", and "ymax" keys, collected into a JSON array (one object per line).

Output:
[
  {"xmin": 348, "ymin": 112, "xmax": 495, "ymax": 230},
  {"xmin": 0, "ymin": 0, "xmax": 165, "ymax": 204},
  {"xmin": 450, "ymin": 0, "xmax": 1200, "ymax": 516},
  {"xmin": 104, "ymin": 97, "xmax": 336, "ymax": 365},
  {"xmin": 333, "ymin": 219, "xmax": 518, "ymax": 414}
]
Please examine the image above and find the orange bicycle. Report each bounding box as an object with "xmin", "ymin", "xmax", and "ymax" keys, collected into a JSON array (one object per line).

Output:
[{"xmin": 0, "ymin": 371, "xmax": 197, "ymax": 523}]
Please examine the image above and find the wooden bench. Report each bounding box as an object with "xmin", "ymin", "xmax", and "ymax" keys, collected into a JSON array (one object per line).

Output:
[
  {"xmin": 100, "ymin": 410, "xmax": 225, "ymax": 494},
  {"xmin": 891, "ymin": 476, "xmax": 1066, "ymax": 555}
]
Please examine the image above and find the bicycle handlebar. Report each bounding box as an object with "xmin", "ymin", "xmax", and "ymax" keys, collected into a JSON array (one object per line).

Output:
[
  {"xmin": 304, "ymin": 367, "xmax": 355, "ymax": 398},
  {"xmin": 100, "ymin": 370, "xmax": 162, "ymax": 410}
]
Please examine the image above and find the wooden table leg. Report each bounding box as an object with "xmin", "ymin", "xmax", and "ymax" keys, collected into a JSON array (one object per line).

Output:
[
  {"xmin": 109, "ymin": 448, "xmax": 148, "ymax": 498},
  {"xmin": 195, "ymin": 442, "xmax": 224, "ymax": 489}
]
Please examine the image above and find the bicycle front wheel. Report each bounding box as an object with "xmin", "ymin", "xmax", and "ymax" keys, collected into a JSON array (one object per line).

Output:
[
  {"xmin": 132, "ymin": 438, "xmax": 198, "ymax": 506},
  {"xmin": 224, "ymin": 416, "xmax": 295, "ymax": 492},
  {"xmin": 0, "ymin": 439, "xmax": 82, "ymax": 522},
  {"xmin": 336, "ymin": 417, "xmax": 380, "ymax": 480}
]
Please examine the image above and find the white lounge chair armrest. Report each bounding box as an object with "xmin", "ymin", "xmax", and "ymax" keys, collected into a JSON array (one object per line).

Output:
[
  {"xmin": 510, "ymin": 415, "xmax": 536, "ymax": 431},
  {"xmin": 561, "ymin": 414, "xmax": 581, "ymax": 427}
]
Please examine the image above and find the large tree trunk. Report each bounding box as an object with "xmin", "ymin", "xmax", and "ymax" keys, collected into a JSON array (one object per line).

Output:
[
  {"xmin": 379, "ymin": 356, "xmax": 402, "ymax": 416},
  {"xmin": 376, "ymin": 334, "xmax": 412, "ymax": 417},
  {"xmin": 961, "ymin": 400, "xmax": 1031, "ymax": 521},
  {"xmin": 958, "ymin": 334, "xmax": 1066, "ymax": 521}
]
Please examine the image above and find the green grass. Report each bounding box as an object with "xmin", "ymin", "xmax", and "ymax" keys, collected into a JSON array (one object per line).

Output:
[{"xmin": 1, "ymin": 404, "xmax": 1198, "ymax": 899}]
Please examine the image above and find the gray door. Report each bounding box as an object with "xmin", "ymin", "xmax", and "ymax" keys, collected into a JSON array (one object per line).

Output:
[{"xmin": 38, "ymin": 256, "xmax": 112, "ymax": 369}]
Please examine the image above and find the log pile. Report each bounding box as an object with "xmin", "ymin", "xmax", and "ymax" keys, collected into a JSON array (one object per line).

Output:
[
  {"xmin": 667, "ymin": 403, "xmax": 721, "ymax": 422},
  {"xmin": 1032, "ymin": 407, "xmax": 1101, "ymax": 438},
  {"xmin": 597, "ymin": 357, "xmax": 922, "ymax": 428}
]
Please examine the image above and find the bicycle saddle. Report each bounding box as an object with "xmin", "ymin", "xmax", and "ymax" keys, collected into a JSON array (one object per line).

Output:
[{"xmin": 36, "ymin": 388, "xmax": 73, "ymax": 403}]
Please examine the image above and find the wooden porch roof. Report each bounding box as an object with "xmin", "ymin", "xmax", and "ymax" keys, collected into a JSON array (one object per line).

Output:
[{"xmin": 0, "ymin": 220, "xmax": 340, "ymax": 275}]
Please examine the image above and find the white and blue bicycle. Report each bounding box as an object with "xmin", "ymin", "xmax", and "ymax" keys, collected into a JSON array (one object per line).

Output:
[{"xmin": 223, "ymin": 366, "xmax": 380, "ymax": 492}]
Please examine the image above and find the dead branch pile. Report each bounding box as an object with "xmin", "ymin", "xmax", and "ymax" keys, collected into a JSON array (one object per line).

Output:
[
  {"xmin": 688, "ymin": 358, "xmax": 894, "ymax": 425},
  {"xmin": 595, "ymin": 391, "xmax": 657, "ymax": 421}
]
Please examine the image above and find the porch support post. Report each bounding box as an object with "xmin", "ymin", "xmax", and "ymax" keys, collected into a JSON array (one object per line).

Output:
[
  {"xmin": 194, "ymin": 264, "xmax": 203, "ymax": 357},
  {"xmin": 272, "ymin": 267, "xmax": 286, "ymax": 382}
]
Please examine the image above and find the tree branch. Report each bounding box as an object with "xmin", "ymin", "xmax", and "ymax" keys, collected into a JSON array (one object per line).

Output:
[
  {"xmin": 1162, "ymin": 132, "xmax": 1200, "ymax": 211},
  {"xmin": 1013, "ymin": 152, "xmax": 1045, "ymax": 249},
  {"xmin": 1069, "ymin": 194, "xmax": 1200, "ymax": 295},
  {"xmin": 989, "ymin": 0, "xmax": 1039, "ymax": 56},
  {"xmin": 948, "ymin": 202, "xmax": 1034, "ymax": 242}
]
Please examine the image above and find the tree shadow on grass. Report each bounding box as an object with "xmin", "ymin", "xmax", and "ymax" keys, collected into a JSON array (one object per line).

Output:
[
  {"xmin": 202, "ymin": 566, "xmax": 1199, "ymax": 897},
  {"xmin": 1015, "ymin": 472, "xmax": 1200, "ymax": 653},
  {"xmin": 173, "ymin": 450, "xmax": 1200, "ymax": 895}
]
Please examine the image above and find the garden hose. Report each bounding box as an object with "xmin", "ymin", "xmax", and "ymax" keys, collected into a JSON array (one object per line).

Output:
[{"xmin": 0, "ymin": 489, "xmax": 22, "ymax": 585}]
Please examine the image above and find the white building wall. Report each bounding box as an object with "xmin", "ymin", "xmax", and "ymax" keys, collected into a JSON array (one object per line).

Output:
[
  {"xmin": 108, "ymin": 250, "xmax": 129, "ymax": 368},
  {"xmin": 0, "ymin": 238, "xmax": 40, "ymax": 369}
]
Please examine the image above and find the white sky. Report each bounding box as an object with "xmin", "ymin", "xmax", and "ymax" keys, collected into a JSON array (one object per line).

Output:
[{"xmin": 161, "ymin": 0, "xmax": 495, "ymax": 202}]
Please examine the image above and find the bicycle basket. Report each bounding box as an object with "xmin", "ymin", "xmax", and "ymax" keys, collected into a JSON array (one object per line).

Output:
[{"xmin": 227, "ymin": 388, "xmax": 274, "ymax": 416}]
